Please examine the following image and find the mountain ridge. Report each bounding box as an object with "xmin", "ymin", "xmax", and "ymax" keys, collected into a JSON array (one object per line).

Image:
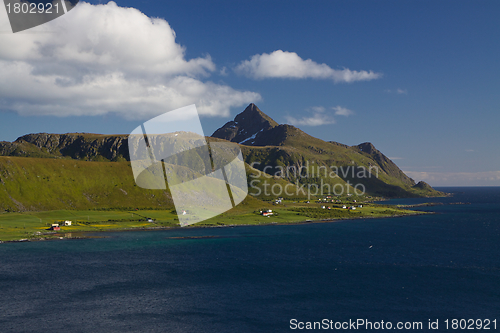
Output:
[
  {"xmin": 1, "ymin": 133, "xmax": 130, "ymax": 161},
  {"xmin": 211, "ymin": 104, "xmax": 441, "ymax": 197},
  {"xmin": 0, "ymin": 103, "xmax": 444, "ymax": 199}
]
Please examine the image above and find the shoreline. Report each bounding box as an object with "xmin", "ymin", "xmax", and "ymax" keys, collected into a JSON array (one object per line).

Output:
[{"xmin": 0, "ymin": 210, "xmax": 431, "ymax": 244}]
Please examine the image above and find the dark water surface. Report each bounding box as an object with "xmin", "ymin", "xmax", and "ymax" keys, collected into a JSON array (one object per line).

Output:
[{"xmin": 1, "ymin": 187, "xmax": 499, "ymax": 332}]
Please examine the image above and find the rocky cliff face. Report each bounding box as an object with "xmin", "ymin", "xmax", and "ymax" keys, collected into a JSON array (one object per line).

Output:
[
  {"xmin": 1, "ymin": 133, "xmax": 130, "ymax": 161},
  {"xmin": 355, "ymin": 142, "xmax": 415, "ymax": 187}
]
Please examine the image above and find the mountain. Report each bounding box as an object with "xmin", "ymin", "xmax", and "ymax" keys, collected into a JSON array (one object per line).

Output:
[
  {"xmin": 212, "ymin": 104, "xmax": 444, "ymax": 198},
  {"xmin": 212, "ymin": 103, "xmax": 278, "ymax": 144},
  {"xmin": 351, "ymin": 142, "xmax": 414, "ymax": 187},
  {"xmin": 0, "ymin": 103, "xmax": 445, "ymax": 207}
]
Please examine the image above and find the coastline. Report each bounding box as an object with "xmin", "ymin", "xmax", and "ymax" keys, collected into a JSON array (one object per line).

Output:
[{"xmin": 0, "ymin": 210, "xmax": 431, "ymax": 244}]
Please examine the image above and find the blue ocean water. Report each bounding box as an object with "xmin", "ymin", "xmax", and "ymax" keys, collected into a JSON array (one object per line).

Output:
[{"xmin": 0, "ymin": 187, "xmax": 499, "ymax": 332}]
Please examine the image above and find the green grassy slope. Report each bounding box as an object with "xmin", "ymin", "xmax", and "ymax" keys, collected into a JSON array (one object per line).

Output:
[
  {"xmin": 0, "ymin": 156, "xmax": 172, "ymax": 212},
  {"xmin": 0, "ymin": 156, "xmax": 309, "ymax": 213},
  {"xmin": 1, "ymin": 131, "xmax": 445, "ymax": 198},
  {"xmin": 239, "ymin": 129, "xmax": 445, "ymax": 198}
]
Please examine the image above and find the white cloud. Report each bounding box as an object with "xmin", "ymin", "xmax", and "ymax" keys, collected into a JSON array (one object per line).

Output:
[
  {"xmin": 0, "ymin": 2, "xmax": 260, "ymax": 119},
  {"xmin": 404, "ymin": 170, "xmax": 500, "ymax": 186},
  {"xmin": 235, "ymin": 50, "xmax": 382, "ymax": 83},
  {"xmin": 285, "ymin": 105, "xmax": 354, "ymax": 126},
  {"xmin": 333, "ymin": 106, "xmax": 354, "ymax": 117},
  {"xmin": 219, "ymin": 66, "xmax": 229, "ymax": 76},
  {"xmin": 285, "ymin": 113, "xmax": 336, "ymax": 127},
  {"xmin": 385, "ymin": 88, "xmax": 408, "ymax": 95},
  {"xmin": 310, "ymin": 106, "xmax": 326, "ymax": 113}
]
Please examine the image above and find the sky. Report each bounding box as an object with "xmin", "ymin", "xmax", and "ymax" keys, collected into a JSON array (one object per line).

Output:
[{"xmin": 0, "ymin": 0, "xmax": 499, "ymax": 186}]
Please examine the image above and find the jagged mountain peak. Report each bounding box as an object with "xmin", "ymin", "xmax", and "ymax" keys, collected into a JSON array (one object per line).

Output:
[
  {"xmin": 234, "ymin": 103, "xmax": 278, "ymax": 127},
  {"xmin": 211, "ymin": 103, "xmax": 278, "ymax": 144}
]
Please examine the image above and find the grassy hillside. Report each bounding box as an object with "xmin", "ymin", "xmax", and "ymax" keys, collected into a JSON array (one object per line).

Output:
[
  {"xmin": 0, "ymin": 156, "xmax": 311, "ymax": 213},
  {"xmin": 0, "ymin": 101, "xmax": 446, "ymax": 199},
  {"xmin": 238, "ymin": 137, "xmax": 444, "ymax": 198},
  {"xmin": 0, "ymin": 131, "xmax": 445, "ymax": 199},
  {"xmin": 0, "ymin": 156, "xmax": 172, "ymax": 212},
  {"xmin": 0, "ymin": 156, "xmax": 430, "ymax": 242}
]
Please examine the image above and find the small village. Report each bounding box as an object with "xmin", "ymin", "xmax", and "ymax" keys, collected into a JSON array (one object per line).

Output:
[{"xmin": 259, "ymin": 194, "xmax": 371, "ymax": 217}]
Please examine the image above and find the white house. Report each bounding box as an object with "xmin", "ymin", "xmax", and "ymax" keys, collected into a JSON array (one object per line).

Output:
[{"xmin": 262, "ymin": 209, "xmax": 273, "ymax": 217}]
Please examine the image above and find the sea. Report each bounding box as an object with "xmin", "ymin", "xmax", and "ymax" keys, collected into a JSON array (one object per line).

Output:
[{"xmin": 0, "ymin": 187, "xmax": 499, "ymax": 332}]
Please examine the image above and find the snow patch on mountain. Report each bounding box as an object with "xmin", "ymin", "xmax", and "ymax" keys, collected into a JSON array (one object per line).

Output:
[{"xmin": 238, "ymin": 128, "xmax": 264, "ymax": 144}]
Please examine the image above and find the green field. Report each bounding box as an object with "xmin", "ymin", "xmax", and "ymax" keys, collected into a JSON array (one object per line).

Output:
[
  {"xmin": 0, "ymin": 209, "xmax": 179, "ymax": 241},
  {"xmin": 0, "ymin": 200, "xmax": 425, "ymax": 242}
]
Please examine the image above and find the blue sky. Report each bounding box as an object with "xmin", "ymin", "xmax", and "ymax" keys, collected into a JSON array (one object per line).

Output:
[{"xmin": 0, "ymin": 0, "xmax": 499, "ymax": 186}]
